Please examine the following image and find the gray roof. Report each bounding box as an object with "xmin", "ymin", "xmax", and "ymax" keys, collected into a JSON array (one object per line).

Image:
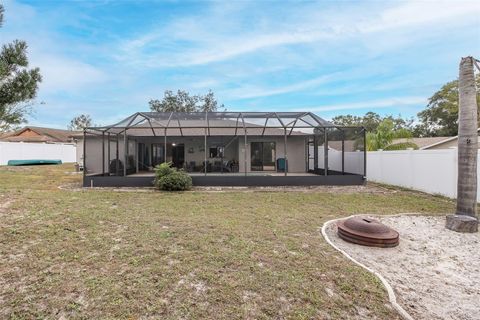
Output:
[{"xmin": 85, "ymin": 111, "xmax": 340, "ymax": 137}]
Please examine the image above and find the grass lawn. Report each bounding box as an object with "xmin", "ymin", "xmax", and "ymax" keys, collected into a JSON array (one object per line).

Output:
[{"xmin": 0, "ymin": 164, "xmax": 454, "ymax": 319}]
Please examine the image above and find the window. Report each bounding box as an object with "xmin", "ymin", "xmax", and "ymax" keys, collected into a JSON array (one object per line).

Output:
[{"xmin": 209, "ymin": 146, "xmax": 224, "ymax": 158}]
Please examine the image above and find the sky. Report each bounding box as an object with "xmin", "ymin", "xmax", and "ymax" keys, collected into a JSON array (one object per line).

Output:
[{"xmin": 1, "ymin": 0, "xmax": 479, "ymax": 129}]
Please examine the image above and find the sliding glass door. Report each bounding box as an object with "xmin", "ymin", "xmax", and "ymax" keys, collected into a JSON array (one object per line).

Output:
[
  {"xmin": 251, "ymin": 142, "xmax": 276, "ymax": 171},
  {"xmin": 151, "ymin": 144, "xmax": 164, "ymax": 167}
]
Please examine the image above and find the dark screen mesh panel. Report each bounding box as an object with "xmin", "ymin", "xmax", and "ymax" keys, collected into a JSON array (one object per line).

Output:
[
  {"xmin": 84, "ymin": 130, "xmax": 105, "ymax": 176},
  {"xmin": 342, "ymin": 127, "xmax": 365, "ymax": 176},
  {"xmin": 327, "ymin": 127, "xmax": 344, "ymax": 175},
  {"xmin": 83, "ymin": 112, "xmax": 364, "ymax": 178}
]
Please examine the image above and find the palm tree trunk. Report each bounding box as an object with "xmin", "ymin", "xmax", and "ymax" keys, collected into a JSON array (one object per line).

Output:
[{"xmin": 456, "ymin": 57, "xmax": 478, "ymax": 217}]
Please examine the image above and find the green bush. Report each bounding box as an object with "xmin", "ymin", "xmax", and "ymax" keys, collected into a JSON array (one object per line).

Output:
[
  {"xmin": 384, "ymin": 142, "xmax": 419, "ymax": 151},
  {"xmin": 154, "ymin": 162, "xmax": 192, "ymax": 191},
  {"xmin": 154, "ymin": 162, "xmax": 175, "ymax": 179},
  {"xmin": 157, "ymin": 170, "xmax": 192, "ymax": 191}
]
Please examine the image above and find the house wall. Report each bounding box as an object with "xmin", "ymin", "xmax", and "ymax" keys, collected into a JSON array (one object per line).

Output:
[
  {"xmin": 238, "ymin": 136, "xmax": 306, "ymax": 173},
  {"xmin": 130, "ymin": 136, "xmax": 239, "ymax": 167},
  {"xmin": 79, "ymin": 135, "xmax": 308, "ymax": 174},
  {"xmin": 79, "ymin": 135, "xmax": 239, "ymax": 174},
  {"xmin": 0, "ymin": 141, "xmax": 76, "ymax": 165}
]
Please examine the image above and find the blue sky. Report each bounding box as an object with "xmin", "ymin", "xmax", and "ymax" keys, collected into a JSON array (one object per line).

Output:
[{"xmin": 1, "ymin": 0, "xmax": 479, "ymax": 128}]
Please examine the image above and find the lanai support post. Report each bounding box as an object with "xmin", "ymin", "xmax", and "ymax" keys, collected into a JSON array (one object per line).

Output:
[
  {"xmin": 83, "ymin": 129, "xmax": 86, "ymax": 177},
  {"xmin": 101, "ymin": 132, "xmax": 105, "ymax": 176},
  {"xmin": 341, "ymin": 129, "xmax": 345, "ymax": 175},
  {"xmin": 204, "ymin": 111, "xmax": 208, "ymax": 176},
  {"xmin": 314, "ymin": 133, "xmax": 318, "ymax": 173},
  {"xmin": 123, "ymin": 130, "xmax": 127, "ymax": 176},
  {"xmin": 107, "ymin": 133, "xmax": 110, "ymax": 176},
  {"xmin": 324, "ymin": 129, "xmax": 328, "ymax": 176},
  {"xmin": 135, "ymin": 139, "xmax": 138, "ymax": 173},
  {"xmin": 116, "ymin": 134, "xmax": 119, "ymax": 176},
  {"xmin": 284, "ymin": 128, "xmax": 288, "ymax": 176},
  {"xmin": 244, "ymin": 128, "xmax": 247, "ymax": 177},
  {"xmin": 164, "ymin": 129, "xmax": 167, "ymax": 164},
  {"xmin": 240, "ymin": 113, "xmax": 247, "ymax": 177},
  {"xmin": 221, "ymin": 136, "xmax": 224, "ymax": 174},
  {"xmin": 204, "ymin": 128, "xmax": 207, "ymax": 176}
]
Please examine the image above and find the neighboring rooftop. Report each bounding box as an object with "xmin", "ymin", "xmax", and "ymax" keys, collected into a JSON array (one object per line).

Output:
[
  {"xmin": 393, "ymin": 129, "xmax": 480, "ymax": 150},
  {"xmin": 0, "ymin": 126, "xmax": 79, "ymax": 143},
  {"xmin": 392, "ymin": 137, "xmax": 453, "ymax": 149}
]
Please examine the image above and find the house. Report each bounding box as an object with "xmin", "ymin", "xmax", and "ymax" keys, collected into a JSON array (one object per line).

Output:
[
  {"xmin": 392, "ymin": 129, "xmax": 480, "ymax": 150},
  {"xmin": 0, "ymin": 126, "xmax": 80, "ymax": 143},
  {"xmin": 78, "ymin": 111, "xmax": 366, "ymax": 187},
  {"xmin": 0, "ymin": 126, "xmax": 79, "ymax": 165}
]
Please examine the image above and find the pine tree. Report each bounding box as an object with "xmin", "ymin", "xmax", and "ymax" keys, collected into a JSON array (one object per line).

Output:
[{"xmin": 0, "ymin": 4, "xmax": 42, "ymax": 132}]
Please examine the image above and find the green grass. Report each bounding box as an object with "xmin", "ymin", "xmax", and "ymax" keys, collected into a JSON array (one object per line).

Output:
[{"xmin": 0, "ymin": 164, "xmax": 454, "ymax": 319}]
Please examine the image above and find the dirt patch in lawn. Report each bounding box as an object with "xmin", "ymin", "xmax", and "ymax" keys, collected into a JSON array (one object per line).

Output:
[
  {"xmin": 59, "ymin": 183, "xmax": 396, "ymax": 195},
  {"xmin": 193, "ymin": 184, "xmax": 394, "ymax": 194},
  {"xmin": 0, "ymin": 196, "xmax": 13, "ymax": 217},
  {"xmin": 325, "ymin": 215, "xmax": 480, "ymax": 320}
]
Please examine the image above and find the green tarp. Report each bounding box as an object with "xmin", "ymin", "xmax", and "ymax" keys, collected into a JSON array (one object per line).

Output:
[{"xmin": 7, "ymin": 159, "xmax": 62, "ymax": 166}]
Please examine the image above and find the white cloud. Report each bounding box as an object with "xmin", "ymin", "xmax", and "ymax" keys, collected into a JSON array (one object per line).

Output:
[
  {"xmin": 33, "ymin": 55, "xmax": 108, "ymax": 94},
  {"xmin": 117, "ymin": 0, "xmax": 480, "ymax": 68},
  {"xmin": 361, "ymin": 0, "xmax": 480, "ymax": 33},
  {"xmin": 223, "ymin": 73, "xmax": 337, "ymax": 99},
  {"xmin": 302, "ymin": 96, "xmax": 426, "ymax": 112}
]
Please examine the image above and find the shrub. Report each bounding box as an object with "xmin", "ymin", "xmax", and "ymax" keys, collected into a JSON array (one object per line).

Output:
[
  {"xmin": 154, "ymin": 162, "xmax": 192, "ymax": 191},
  {"xmin": 157, "ymin": 170, "xmax": 192, "ymax": 191},
  {"xmin": 154, "ymin": 162, "xmax": 175, "ymax": 179},
  {"xmin": 384, "ymin": 142, "xmax": 419, "ymax": 151}
]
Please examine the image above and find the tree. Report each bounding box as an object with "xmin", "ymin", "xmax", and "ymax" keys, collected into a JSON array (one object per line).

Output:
[
  {"xmin": 331, "ymin": 112, "xmax": 413, "ymax": 133},
  {"xmin": 68, "ymin": 114, "xmax": 93, "ymax": 131},
  {"xmin": 366, "ymin": 119, "xmax": 413, "ymax": 151},
  {"xmin": 415, "ymin": 74, "xmax": 480, "ymax": 137},
  {"xmin": 331, "ymin": 114, "xmax": 363, "ymax": 127},
  {"xmin": 446, "ymin": 57, "xmax": 479, "ymax": 233},
  {"xmin": 149, "ymin": 90, "xmax": 224, "ymax": 112},
  {"xmin": 0, "ymin": 4, "xmax": 42, "ymax": 132},
  {"xmin": 361, "ymin": 112, "xmax": 382, "ymax": 132}
]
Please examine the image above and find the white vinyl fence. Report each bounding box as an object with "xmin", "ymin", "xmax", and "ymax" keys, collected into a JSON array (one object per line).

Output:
[
  {"xmin": 0, "ymin": 141, "xmax": 77, "ymax": 165},
  {"xmin": 367, "ymin": 148, "xmax": 480, "ymax": 201}
]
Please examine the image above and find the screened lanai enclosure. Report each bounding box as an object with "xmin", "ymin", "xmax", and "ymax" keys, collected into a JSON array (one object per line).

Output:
[{"xmin": 81, "ymin": 112, "xmax": 366, "ymax": 187}]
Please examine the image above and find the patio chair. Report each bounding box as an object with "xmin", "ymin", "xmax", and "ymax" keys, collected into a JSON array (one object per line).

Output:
[
  {"xmin": 109, "ymin": 159, "xmax": 124, "ymax": 176},
  {"xmin": 213, "ymin": 160, "xmax": 222, "ymax": 172},
  {"xmin": 202, "ymin": 160, "xmax": 212, "ymax": 172}
]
